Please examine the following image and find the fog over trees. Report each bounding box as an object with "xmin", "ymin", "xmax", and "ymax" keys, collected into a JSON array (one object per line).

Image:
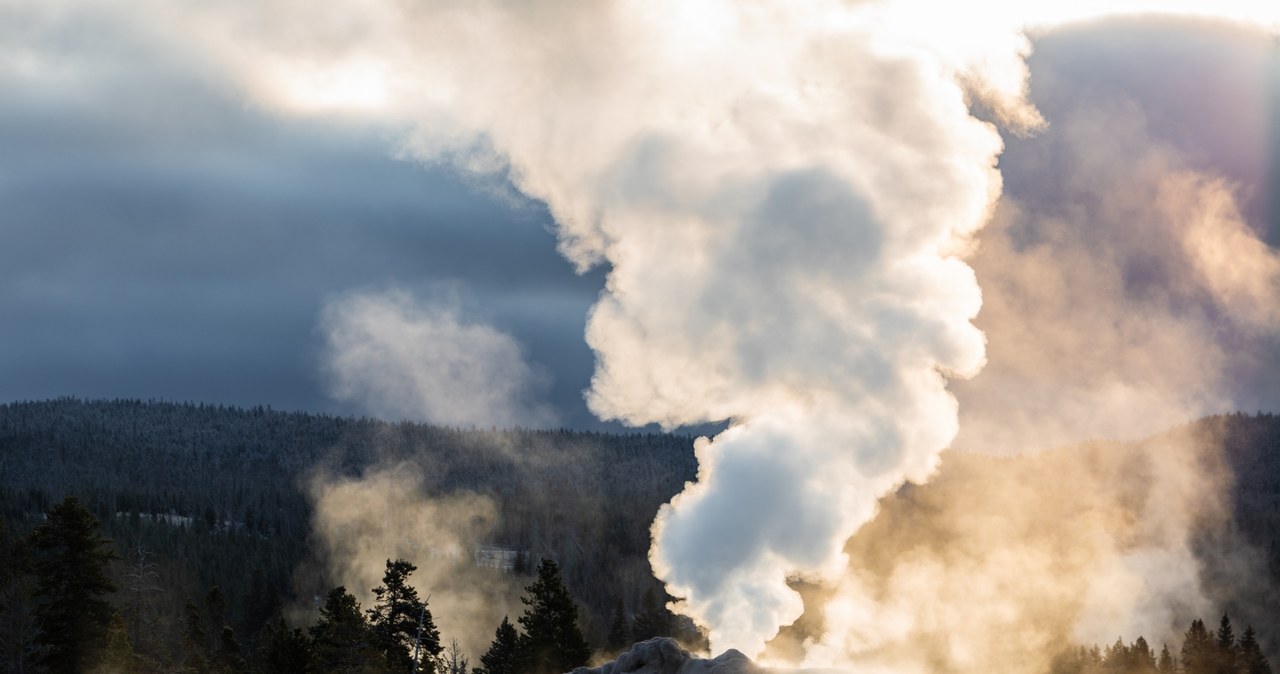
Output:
[{"xmin": 0, "ymin": 399, "xmax": 1277, "ymax": 673}]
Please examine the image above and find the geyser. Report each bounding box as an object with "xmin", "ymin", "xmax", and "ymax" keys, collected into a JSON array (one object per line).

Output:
[
  {"xmin": 574, "ymin": 638, "xmax": 760, "ymax": 674},
  {"xmin": 122, "ymin": 0, "xmax": 1280, "ymax": 667}
]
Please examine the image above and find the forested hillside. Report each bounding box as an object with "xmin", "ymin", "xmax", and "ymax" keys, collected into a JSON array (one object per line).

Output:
[
  {"xmin": 0, "ymin": 400, "xmax": 1277, "ymax": 673},
  {"xmin": 0, "ymin": 398, "xmax": 699, "ymax": 671}
]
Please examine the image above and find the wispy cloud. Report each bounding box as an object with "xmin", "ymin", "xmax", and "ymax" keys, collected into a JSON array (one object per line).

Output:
[{"xmin": 320, "ymin": 288, "xmax": 556, "ymax": 428}]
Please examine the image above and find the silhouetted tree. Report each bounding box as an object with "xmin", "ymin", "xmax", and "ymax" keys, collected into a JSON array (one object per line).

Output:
[
  {"xmin": 1157, "ymin": 643, "xmax": 1175, "ymax": 672},
  {"xmin": 1130, "ymin": 636, "xmax": 1156, "ymax": 673},
  {"xmin": 441, "ymin": 638, "xmax": 469, "ymax": 674},
  {"xmin": 1182, "ymin": 619, "xmax": 1213, "ymax": 674},
  {"xmin": 515, "ymin": 559, "xmax": 591, "ymax": 674},
  {"xmin": 310, "ymin": 586, "xmax": 383, "ymax": 673},
  {"xmin": 254, "ymin": 615, "xmax": 311, "ymax": 674},
  {"xmin": 182, "ymin": 602, "xmax": 212, "ymax": 673},
  {"xmin": 475, "ymin": 617, "xmax": 518, "ymax": 674},
  {"xmin": 1211, "ymin": 614, "xmax": 1236, "ymax": 674},
  {"xmin": 0, "ymin": 516, "xmax": 38, "ymax": 673},
  {"xmin": 1238, "ymin": 625, "xmax": 1272, "ymax": 674},
  {"xmin": 28, "ymin": 496, "xmax": 119, "ymax": 672},
  {"xmin": 631, "ymin": 588, "xmax": 672, "ymax": 641},
  {"xmin": 215, "ymin": 625, "xmax": 245, "ymax": 673},
  {"xmin": 606, "ymin": 599, "xmax": 631, "ymax": 653},
  {"xmin": 1104, "ymin": 636, "xmax": 1129, "ymax": 671},
  {"xmin": 367, "ymin": 558, "xmax": 439, "ymax": 673}
]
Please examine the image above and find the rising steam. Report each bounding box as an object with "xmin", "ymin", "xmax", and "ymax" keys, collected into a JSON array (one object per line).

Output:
[
  {"xmin": 305, "ymin": 465, "xmax": 525, "ymax": 659},
  {"xmin": 320, "ymin": 288, "xmax": 556, "ymax": 428},
  {"xmin": 52, "ymin": 0, "xmax": 1280, "ymax": 668}
]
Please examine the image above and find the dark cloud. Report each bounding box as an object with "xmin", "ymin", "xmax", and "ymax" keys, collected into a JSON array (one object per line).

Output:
[{"xmin": 0, "ymin": 20, "xmax": 610, "ymax": 427}]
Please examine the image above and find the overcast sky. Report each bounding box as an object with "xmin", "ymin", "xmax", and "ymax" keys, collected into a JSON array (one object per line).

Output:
[
  {"xmin": 0, "ymin": 10, "xmax": 615, "ymax": 426},
  {"xmin": 2, "ymin": 7, "xmax": 1277, "ymax": 435}
]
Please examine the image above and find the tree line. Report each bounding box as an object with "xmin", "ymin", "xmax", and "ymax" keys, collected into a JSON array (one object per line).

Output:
[
  {"xmin": 0, "ymin": 398, "xmax": 700, "ymax": 653},
  {"xmin": 3, "ymin": 496, "xmax": 600, "ymax": 674},
  {"xmin": 8, "ymin": 495, "xmax": 1277, "ymax": 674},
  {"xmin": 1051, "ymin": 614, "xmax": 1272, "ymax": 674},
  {"xmin": 1, "ymin": 400, "xmax": 1278, "ymax": 672}
]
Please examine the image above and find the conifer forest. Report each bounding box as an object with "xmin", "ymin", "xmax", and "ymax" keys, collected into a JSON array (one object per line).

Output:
[{"xmin": 1, "ymin": 399, "xmax": 1278, "ymax": 673}]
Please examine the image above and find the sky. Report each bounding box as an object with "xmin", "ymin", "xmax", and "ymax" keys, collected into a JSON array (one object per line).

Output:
[
  {"xmin": 1, "ymin": 4, "xmax": 1278, "ymax": 439},
  {"xmin": 0, "ymin": 11, "xmax": 609, "ymax": 428}
]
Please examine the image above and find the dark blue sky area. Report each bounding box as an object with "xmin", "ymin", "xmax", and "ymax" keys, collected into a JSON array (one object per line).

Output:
[{"xmin": 0, "ymin": 50, "xmax": 611, "ymax": 426}]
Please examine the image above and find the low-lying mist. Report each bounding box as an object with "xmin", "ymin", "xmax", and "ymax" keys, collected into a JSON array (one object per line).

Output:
[
  {"xmin": 763, "ymin": 418, "xmax": 1278, "ymax": 674},
  {"xmin": 300, "ymin": 465, "xmax": 523, "ymax": 660}
]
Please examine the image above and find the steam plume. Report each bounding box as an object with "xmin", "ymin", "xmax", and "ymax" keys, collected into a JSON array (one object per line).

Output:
[
  {"xmin": 306, "ymin": 465, "xmax": 524, "ymax": 659},
  {"xmin": 320, "ymin": 288, "xmax": 556, "ymax": 428},
  {"xmin": 46, "ymin": 0, "xmax": 1280, "ymax": 665},
  {"xmin": 952, "ymin": 17, "xmax": 1280, "ymax": 454}
]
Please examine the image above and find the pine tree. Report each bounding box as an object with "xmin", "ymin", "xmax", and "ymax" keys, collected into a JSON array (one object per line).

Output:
[
  {"xmin": 1238, "ymin": 626, "xmax": 1272, "ymax": 674},
  {"xmin": 605, "ymin": 599, "xmax": 631, "ymax": 653},
  {"xmin": 1131, "ymin": 636, "xmax": 1156, "ymax": 672},
  {"xmin": 182, "ymin": 602, "xmax": 212, "ymax": 674},
  {"xmin": 255, "ymin": 615, "xmax": 312, "ymax": 674},
  {"xmin": 310, "ymin": 586, "xmax": 384, "ymax": 673},
  {"xmin": 1215, "ymin": 614, "xmax": 1237, "ymax": 674},
  {"xmin": 475, "ymin": 617, "xmax": 518, "ymax": 674},
  {"xmin": 631, "ymin": 588, "xmax": 672, "ymax": 641},
  {"xmin": 367, "ymin": 558, "xmax": 440, "ymax": 673},
  {"xmin": 1182, "ymin": 619, "xmax": 1213, "ymax": 674},
  {"xmin": 198, "ymin": 586, "xmax": 245, "ymax": 673},
  {"xmin": 1103, "ymin": 636, "xmax": 1127, "ymax": 671},
  {"xmin": 0, "ymin": 516, "xmax": 38, "ymax": 674},
  {"xmin": 1157, "ymin": 644, "xmax": 1175, "ymax": 672},
  {"xmin": 91, "ymin": 612, "xmax": 138, "ymax": 674},
  {"xmin": 215, "ymin": 625, "xmax": 245, "ymax": 673},
  {"xmin": 514, "ymin": 559, "xmax": 591, "ymax": 674},
  {"xmin": 28, "ymin": 496, "xmax": 120, "ymax": 672}
]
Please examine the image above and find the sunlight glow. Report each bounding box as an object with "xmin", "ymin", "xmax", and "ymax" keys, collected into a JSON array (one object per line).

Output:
[{"xmin": 267, "ymin": 57, "xmax": 394, "ymax": 114}]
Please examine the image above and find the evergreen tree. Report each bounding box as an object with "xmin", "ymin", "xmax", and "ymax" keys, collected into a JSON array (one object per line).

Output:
[
  {"xmin": 205, "ymin": 586, "xmax": 229, "ymax": 641},
  {"xmin": 182, "ymin": 602, "xmax": 212, "ymax": 674},
  {"xmin": 1182, "ymin": 619, "xmax": 1213, "ymax": 674},
  {"xmin": 1103, "ymin": 636, "xmax": 1127, "ymax": 671},
  {"xmin": 631, "ymin": 588, "xmax": 672, "ymax": 641},
  {"xmin": 367, "ymin": 558, "xmax": 440, "ymax": 673},
  {"xmin": 1215, "ymin": 614, "xmax": 1237, "ymax": 674},
  {"xmin": 255, "ymin": 615, "xmax": 312, "ymax": 674},
  {"xmin": 605, "ymin": 599, "xmax": 631, "ymax": 653},
  {"xmin": 91, "ymin": 611, "xmax": 138, "ymax": 674},
  {"xmin": 1157, "ymin": 644, "xmax": 1175, "ymax": 672},
  {"xmin": 28, "ymin": 496, "xmax": 119, "ymax": 672},
  {"xmin": 1238, "ymin": 626, "xmax": 1272, "ymax": 674},
  {"xmin": 242, "ymin": 567, "xmax": 281, "ymax": 638},
  {"xmin": 475, "ymin": 617, "xmax": 519, "ymax": 674},
  {"xmin": 515, "ymin": 559, "xmax": 591, "ymax": 674},
  {"xmin": 215, "ymin": 625, "xmax": 245, "ymax": 673},
  {"xmin": 1131, "ymin": 636, "xmax": 1155, "ymax": 673},
  {"xmin": 310, "ymin": 586, "xmax": 384, "ymax": 673},
  {"xmin": 0, "ymin": 516, "xmax": 38, "ymax": 674}
]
